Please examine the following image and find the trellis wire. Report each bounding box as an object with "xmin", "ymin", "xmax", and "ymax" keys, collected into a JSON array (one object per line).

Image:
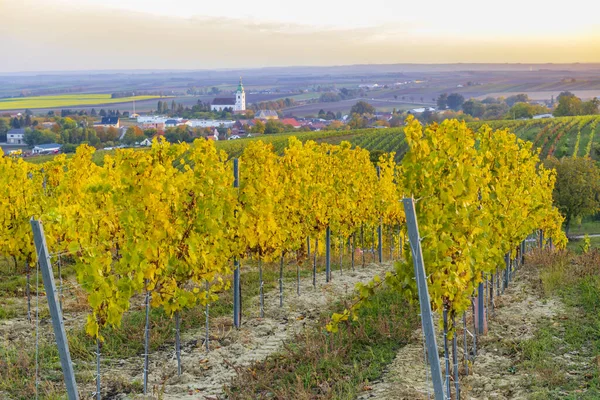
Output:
[
  {"xmin": 35, "ymin": 257, "xmax": 40, "ymax": 400},
  {"xmin": 143, "ymin": 287, "xmax": 151, "ymax": 394}
]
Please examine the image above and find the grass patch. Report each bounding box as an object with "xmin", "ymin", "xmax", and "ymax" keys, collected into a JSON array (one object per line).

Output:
[
  {"xmin": 224, "ymin": 288, "xmax": 417, "ymax": 399},
  {"xmin": 0, "ymin": 342, "xmax": 65, "ymax": 400},
  {"xmin": 0, "ymin": 94, "xmax": 164, "ymax": 111},
  {"xmin": 520, "ymin": 249, "xmax": 600, "ymax": 398}
]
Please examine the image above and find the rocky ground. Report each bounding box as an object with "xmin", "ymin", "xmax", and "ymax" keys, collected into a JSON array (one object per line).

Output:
[{"xmin": 356, "ymin": 267, "xmax": 567, "ymax": 400}]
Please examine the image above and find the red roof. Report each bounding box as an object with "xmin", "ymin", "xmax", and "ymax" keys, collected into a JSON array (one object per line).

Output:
[{"xmin": 280, "ymin": 118, "xmax": 301, "ymax": 127}]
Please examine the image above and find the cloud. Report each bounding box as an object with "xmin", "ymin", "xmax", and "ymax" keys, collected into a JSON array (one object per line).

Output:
[{"xmin": 0, "ymin": 0, "xmax": 599, "ymax": 72}]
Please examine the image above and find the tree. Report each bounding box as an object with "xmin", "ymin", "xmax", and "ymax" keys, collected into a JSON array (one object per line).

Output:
[
  {"xmin": 544, "ymin": 156, "xmax": 600, "ymax": 235},
  {"xmin": 462, "ymin": 99, "xmax": 485, "ymax": 118},
  {"xmin": 581, "ymin": 98, "xmax": 600, "ymax": 115},
  {"xmin": 554, "ymin": 93, "xmax": 582, "ymax": 117},
  {"xmin": 11, "ymin": 117, "xmax": 21, "ymax": 129},
  {"xmin": 509, "ymin": 102, "xmax": 550, "ymax": 119},
  {"xmin": 122, "ymin": 126, "xmax": 145, "ymax": 145},
  {"xmin": 482, "ymin": 103, "xmax": 509, "ymax": 120},
  {"xmin": 350, "ymin": 101, "xmax": 375, "ymax": 116},
  {"xmin": 0, "ymin": 119, "xmax": 9, "ymax": 142},
  {"xmin": 348, "ymin": 113, "xmax": 366, "ymax": 129},
  {"xmin": 482, "ymin": 97, "xmax": 498, "ymax": 104},
  {"xmin": 264, "ymin": 120, "xmax": 284, "ymax": 134},
  {"xmin": 251, "ymin": 120, "xmax": 265, "ymax": 134},
  {"xmin": 505, "ymin": 94, "xmax": 529, "ymax": 107},
  {"xmin": 446, "ymin": 93, "xmax": 465, "ymax": 111},
  {"xmin": 436, "ymin": 93, "xmax": 448, "ymax": 110},
  {"xmin": 91, "ymin": 108, "xmax": 97, "ymax": 117}
]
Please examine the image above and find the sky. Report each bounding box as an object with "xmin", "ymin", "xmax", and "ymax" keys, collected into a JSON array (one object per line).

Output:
[{"xmin": 1, "ymin": 0, "xmax": 599, "ymax": 72}]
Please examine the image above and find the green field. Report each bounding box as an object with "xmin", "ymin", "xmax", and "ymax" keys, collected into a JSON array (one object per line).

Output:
[{"xmin": 0, "ymin": 94, "xmax": 165, "ymax": 111}]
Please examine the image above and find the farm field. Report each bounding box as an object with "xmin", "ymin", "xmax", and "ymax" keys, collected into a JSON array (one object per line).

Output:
[
  {"xmin": 0, "ymin": 94, "xmax": 164, "ymax": 111},
  {"xmin": 282, "ymin": 98, "xmax": 426, "ymax": 117},
  {"xmin": 5, "ymin": 116, "xmax": 600, "ymax": 399}
]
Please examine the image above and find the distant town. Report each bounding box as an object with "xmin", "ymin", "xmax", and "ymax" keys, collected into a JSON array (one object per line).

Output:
[{"xmin": 1, "ymin": 69, "xmax": 599, "ymax": 156}]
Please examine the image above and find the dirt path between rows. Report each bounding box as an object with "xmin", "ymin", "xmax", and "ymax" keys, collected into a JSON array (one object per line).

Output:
[
  {"xmin": 116, "ymin": 262, "xmax": 394, "ymax": 399},
  {"xmin": 357, "ymin": 267, "xmax": 565, "ymax": 400}
]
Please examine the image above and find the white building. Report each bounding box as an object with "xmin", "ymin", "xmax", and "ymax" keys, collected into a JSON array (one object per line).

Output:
[
  {"xmin": 137, "ymin": 116, "xmax": 168, "ymax": 124},
  {"xmin": 533, "ymin": 113, "xmax": 554, "ymax": 119},
  {"xmin": 190, "ymin": 120, "xmax": 235, "ymax": 128},
  {"xmin": 32, "ymin": 143, "xmax": 61, "ymax": 154},
  {"xmin": 211, "ymin": 77, "xmax": 246, "ymax": 112},
  {"xmin": 7, "ymin": 129, "xmax": 25, "ymax": 144}
]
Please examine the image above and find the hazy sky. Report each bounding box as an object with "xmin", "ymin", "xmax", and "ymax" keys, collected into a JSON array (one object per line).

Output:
[{"xmin": 1, "ymin": 0, "xmax": 599, "ymax": 72}]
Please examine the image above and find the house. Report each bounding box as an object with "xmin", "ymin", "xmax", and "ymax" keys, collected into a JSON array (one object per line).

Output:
[
  {"xmin": 280, "ymin": 118, "xmax": 301, "ymax": 128},
  {"xmin": 140, "ymin": 138, "xmax": 152, "ymax": 147},
  {"xmin": 141, "ymin": 122, "xmax": 166, "ymax": 132},
  {"xmin": 255, "ymin": 110, "xmax": 279, "ymax": 120},
  {"xmin": 533, "ymin": 113, "xmax": 554, "ymax": 120},
  {"xmin": 165, "ymin": 119, "xmax": 180, "ymax": 128},
  {"xmin": 211, "ymin": 78, "xmax": 246, "ymax": 112},
  {"xmin": 32, "ymin": 143, "xmax": 61, "ymax": 154},
  {"xmin": 41, "ymin": 122, "xmax": 55, "ymax": 129},
  {"xmin": 7, "ymin": 128, "xmax": 26, "ymax": 144},
  {"xmin": 408, "ymin": 107, "xmax": 435, "ymax": 114},
  {"xmin": 94, "ymin": 116, "xmax": 120, "ymax": 128}
]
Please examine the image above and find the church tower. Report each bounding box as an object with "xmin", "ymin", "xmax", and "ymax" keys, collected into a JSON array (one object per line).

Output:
[{"xmin": 235, "ymin": 77, "xmax": 246, "ymax": 112}]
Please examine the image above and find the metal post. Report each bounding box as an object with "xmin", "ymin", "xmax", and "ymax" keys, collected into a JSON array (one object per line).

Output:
[
  {"xmin": 477, "ymin": 277, "xmax": 484, "ymax": 335},
  {"xmin": 175, "ymin": 311, "xmax": 181, "ymax": 376},
  {"xmin": 504, "ymin": 253, "xmax": 509, "ymax": 292},
  {"xmin": 326, "ymin": 227, "xmax": 331, "ymax": 282},
  {"xmin": 361, "ymin": 225, "xmax": 365, "ymax": 267},
  {"xmin": 259, "ymin": 259, "xmax": 264, "ymax": 317},
  {"xmin": 402, "ymin": 198, "xmax": 445, "ymax": 400},
  {"xmin": 143, "ymin": 288, "xmax": 151, "ymax": 394},
  {"xmin": 339, "ymin": 239, "xmax": 343, "ymax": 274},
  {"xmin": 490, "ymin": 273, "xmax": 494, "ymax": 315},
  {"xmin": 351, "ymin": 233, "xmax": 355, "ymax": 271},
  {"xmin": 452, "ymin": 315, "xmax": 460, "ymax": 400},
  {"xmin": 539, "ymin": 229, "xmax": 544, "ymax": 249},
  {"xmin": 443, "ymin": 307, "xmax": 451, "ymax": 399},
  {"xmin": 376, "ymin": 166, "xmax": 383, "ymax": 263},
  {"xmin": 307, "ymin": 236, "xmax": 311, "ymax": 257},
  {"xmin": 279, "ymin": 254, "xmax": 284, "ymax": 307},
  {"xmin": 30, "ymin": 219, "xmax": 79, "ymax": 400},
  {"xmin": 96, "ymin": 338, "xmax": 101, "ymax": 400},
  {"xmin": 521, "ymin": 240, "xmax": 525, "ymax": 265},
  {"xmin": 462, "ymin": 313, "xmax": 469, "ymax": 375},
  {"xmin": 471, "ymin": 297, "xmax": 477, "ymax": 357},
  {"xmin": 313, "ymin": 237, "xmax": 318, "ymax": 288},
  {"xmin": 233, "ymin": 158, "xmax": 241, "ymax": 329},
  {"xmin": 205, "ymin": 281, "xmax": 210, "ymax": 353}
]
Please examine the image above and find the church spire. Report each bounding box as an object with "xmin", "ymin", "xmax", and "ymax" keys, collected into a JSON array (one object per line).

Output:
[{"xmin": 237, "ymin": 76, "xmax": 244, "ymax": 92}]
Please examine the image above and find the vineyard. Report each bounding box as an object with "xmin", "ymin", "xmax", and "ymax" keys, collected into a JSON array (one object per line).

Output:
[
  {"xmin": 0, "ymin": 117, "xmax": 567, "ymax": 399},
  {"xmin": 215, "ymin": 116, "xmax": 600, "ymax": 162}
]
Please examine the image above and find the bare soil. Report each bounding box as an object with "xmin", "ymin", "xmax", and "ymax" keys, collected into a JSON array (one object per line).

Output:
[
  {"xmin": 110, "ymin": 262, "xmax": 393, "ymax": 399},
  {"xmin": 357, "ymin": 267, "xmax": 566, "ymax": 400}
]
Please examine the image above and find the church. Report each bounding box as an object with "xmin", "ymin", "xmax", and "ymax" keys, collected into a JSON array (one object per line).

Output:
[{"xmin": 211, "ymin": 78, "xmax": 246, "ymax": 112}]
